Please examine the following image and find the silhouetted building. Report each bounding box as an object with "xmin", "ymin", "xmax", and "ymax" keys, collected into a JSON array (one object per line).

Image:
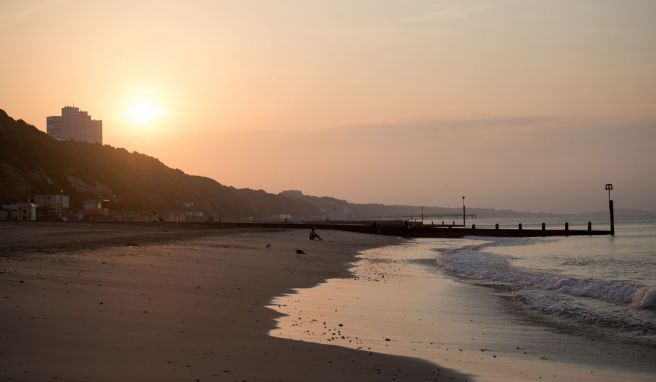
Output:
[
  {"xmin": 32, "ymin": 194, "xmax": 70, "ymax": 219},
  {"xmin": 33, "ymin": 194, "xmax": 70, "ymax": 210},
  {"xmin": 1, "ymin": 203, "xmax": 36, "ymax": 221},
  {"xmin": 47, "ymin": 106, "xmax": 102, "ymax": 144}
]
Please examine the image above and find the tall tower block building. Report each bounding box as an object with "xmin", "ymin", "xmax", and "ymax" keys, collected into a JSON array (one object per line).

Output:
[{"xmin": 47, "ymin": 106, "xmax": 102, "ymax": 144}]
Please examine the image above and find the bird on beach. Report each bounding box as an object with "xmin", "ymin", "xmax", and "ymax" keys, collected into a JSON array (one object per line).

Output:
[
  {"xmin": 265, "ymin": 243, "xmax": 271, "ymax": 249},
  {"xmin": 295, "ymin": 249, "xmax": 306, "ymax": 255}
]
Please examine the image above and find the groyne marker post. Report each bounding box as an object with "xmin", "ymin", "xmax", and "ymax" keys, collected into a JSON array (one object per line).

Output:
[{"xmin": 605, "ymin": 184, "xmax": 615, "ymax": 236}]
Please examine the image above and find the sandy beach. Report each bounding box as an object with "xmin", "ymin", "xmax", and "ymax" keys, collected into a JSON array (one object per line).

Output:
[{"xmin": 0, "ymin": 222, "xmax": 462, "ymax": 382}]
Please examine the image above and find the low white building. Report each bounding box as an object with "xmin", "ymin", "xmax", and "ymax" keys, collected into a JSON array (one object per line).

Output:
[
  {"xmin": 1, "ymin": 203, "xmax": 37, "ymax": 221},
  {"xmin": 33, "ymin": 194, "xmax": 70, "ymax": 210}
]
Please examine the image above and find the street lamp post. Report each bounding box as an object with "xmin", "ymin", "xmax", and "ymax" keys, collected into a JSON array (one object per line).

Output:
[
  {"xmin": 462, "ymin": 196, "xmax": 466, "ymax": 227},
  {"xmin": 605, "ymin": 184, "xmax": 614, "ymax": 235}
]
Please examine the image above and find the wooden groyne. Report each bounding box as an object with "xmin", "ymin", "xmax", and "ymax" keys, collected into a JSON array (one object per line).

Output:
[
  {"xmin": 5, "ymin": 220, "xmax": 612, "ymax": 238},
  {"xmin": 298, "ymin": 223, "xmax": 609, "ymax": 238},
  {"xmin": 148, "ymin": 221, "xmax": 612, "ymax": 238},
  {"xmin": 365, "ymin": 225, "xmax": 611, "ymax": 238}
]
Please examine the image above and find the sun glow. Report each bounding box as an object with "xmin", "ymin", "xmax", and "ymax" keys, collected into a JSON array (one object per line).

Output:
[{"xmin": 127, "ymin": 99, "xmax": 166, "ymax": 125}]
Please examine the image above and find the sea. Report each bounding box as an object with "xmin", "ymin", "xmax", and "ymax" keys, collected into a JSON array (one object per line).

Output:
[{"xmin": 437, "ymin": 214, "xmax": 656, "ymax": 344}]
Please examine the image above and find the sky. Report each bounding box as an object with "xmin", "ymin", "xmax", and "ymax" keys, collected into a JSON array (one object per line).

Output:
[{"xmin": 1, "ymin": 0, "xmax": 655, "ymax": 213}]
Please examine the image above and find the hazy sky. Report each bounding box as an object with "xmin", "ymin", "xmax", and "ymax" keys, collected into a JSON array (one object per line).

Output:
[{"xmin": 1, "ymin": 0, "xmax": 655, "ymax": 212}]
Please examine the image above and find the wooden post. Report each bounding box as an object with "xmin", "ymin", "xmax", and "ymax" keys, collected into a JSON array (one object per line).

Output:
[
  {"xmin": 495, "ymin": 223, "xmax": 499, "ymax": 230},
  {"xmin": 518, "ymin": 223, "xmax": 522, "ymax": 230},
  {"xmin": 565, "ymin": 222, "xmax": 569, "ymax": 232},
  {"xmin": 472, "ymin": 224, "xmax": 475, "ymax": 229},
  {"xmin": 605, "ymin": 184, "xmax": 615, "ymax": 236},
  {"xmin": 541, "ymin": 222, "xmax": 546, "ymax": 231},
  {"xmin": 588, "ymin": 222, "xmax": 592, "ymax": 232},
  {"xmin": 609, "ymin": 199, "xmax": 615, "ymax": 235}
]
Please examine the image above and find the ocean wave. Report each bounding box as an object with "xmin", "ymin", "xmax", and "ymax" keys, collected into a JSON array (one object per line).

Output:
[
  {"xmin": 515, "ymin": 290, "xmax": 656, "ymax": 336},
  {"xmin": 437, "ymin": 248, "xmax": 656, "ymax": 310}
]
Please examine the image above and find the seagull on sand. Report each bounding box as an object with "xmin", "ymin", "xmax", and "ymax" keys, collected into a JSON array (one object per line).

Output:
[
  {"xmin": 265, "ymin": 243, "xmax": 271, "ymax": 249},
  {"xmin": 295, "ymin": 249, "xmax": 306, "ymax": 255}
]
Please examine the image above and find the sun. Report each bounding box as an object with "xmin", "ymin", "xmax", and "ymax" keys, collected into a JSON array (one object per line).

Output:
[{"xmin": 127, "ymin": 99, "xmax": 165, "ymax": 125}]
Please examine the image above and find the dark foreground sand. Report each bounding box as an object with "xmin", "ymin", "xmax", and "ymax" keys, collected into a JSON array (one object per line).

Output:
[{"xmin": 0, "ymin": 222, "xmax": 463, "ymax": 382}]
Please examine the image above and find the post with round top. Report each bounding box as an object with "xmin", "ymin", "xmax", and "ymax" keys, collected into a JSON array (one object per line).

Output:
[{"xmin": 605, "ymin": 184, "xmax": 615, "ymax": 236}]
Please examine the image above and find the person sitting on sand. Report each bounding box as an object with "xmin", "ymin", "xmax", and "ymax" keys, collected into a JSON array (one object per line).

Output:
[{"xmin": 309, "ymin": 228, "xmax": 322, "ymax": 241}]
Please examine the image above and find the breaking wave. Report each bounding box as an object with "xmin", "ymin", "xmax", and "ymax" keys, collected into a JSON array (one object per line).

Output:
[{"xmin": 437, "ymin": 247, "xmax": 656, "ymax": 310}]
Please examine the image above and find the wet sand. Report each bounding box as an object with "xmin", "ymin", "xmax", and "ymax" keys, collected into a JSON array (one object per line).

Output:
[
  {"xmin": 271, "ymin": 239, "xmax": 656, "ymax": 381},
  {"xmin": 0, "ymin": 223, "xmax": 463, "ymax": 381}
]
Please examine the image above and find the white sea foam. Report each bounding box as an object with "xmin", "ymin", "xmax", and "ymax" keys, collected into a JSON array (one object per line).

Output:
[{"xmin": 437, "ymin": 247, "xmax": 656, "ymax": 310}]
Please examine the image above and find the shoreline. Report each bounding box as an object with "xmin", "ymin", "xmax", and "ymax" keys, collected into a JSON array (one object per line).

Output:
[
  {"xmin": 270, "ymin": 238, "xmax": 656, "ymax": 381},
  {"xmin": 0, "ymin": 223, "xmax": 464, "ymax": 381}
]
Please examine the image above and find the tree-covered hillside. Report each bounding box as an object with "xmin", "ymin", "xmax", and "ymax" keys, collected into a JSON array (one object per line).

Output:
[{"xmin": 0, "ymin": 109, "xmax": 318, "ymax": 218}]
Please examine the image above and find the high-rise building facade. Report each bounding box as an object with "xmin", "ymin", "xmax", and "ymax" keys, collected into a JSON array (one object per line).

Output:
[{"xmin": 46, "ymin": 106, "xmax": 102, "ymax": 144}]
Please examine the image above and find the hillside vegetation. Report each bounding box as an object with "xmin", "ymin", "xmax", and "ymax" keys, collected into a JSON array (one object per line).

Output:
[{"xmin": 0, "ymin": 109, "xmax": 318, "ymax": 218}]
